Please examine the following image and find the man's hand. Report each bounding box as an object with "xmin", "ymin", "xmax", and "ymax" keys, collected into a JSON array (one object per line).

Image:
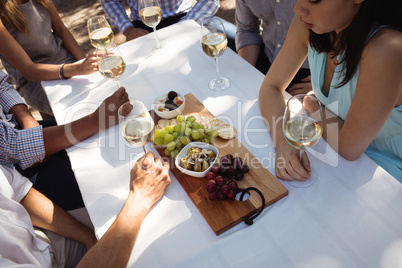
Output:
[
  {"xmin": 124, "ymin": 26, "xmax": 149, "ymax": 42},
  {"xmin": 287, "ymin": 75, "xmax": 313, "ymax": 96},
  {"xmin": 129, "ymin": 151, "xmax": 171, "ymax": 209},
  {"xmin": 94, "ymin": 87, "xmax": 129, "ymax": 130}
]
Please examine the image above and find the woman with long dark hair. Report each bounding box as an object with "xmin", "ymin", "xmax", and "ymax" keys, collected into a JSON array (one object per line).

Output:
[
  {"xmin": 0, "ymin": 0, "xmax": 98, "ymax": 118},
  {"xmin": 259, "ymin": 0, "xmax": 402, "ymax": 182}
]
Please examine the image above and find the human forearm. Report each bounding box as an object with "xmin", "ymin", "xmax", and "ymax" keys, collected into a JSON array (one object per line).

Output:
[
  {"xmin": 42, "ymin": 112, "xmax": 99, "ymax": 156},
  {"xmin": 21, "ymin": 188, "xmax": 97, "ymax": 250},
  {"xmin": 238, "ymin": 45, "xmax": 261, "ymax": 67},
  {"xmin": 42, "ymin": 87, "xmax": 128, "ymax": 156},
  {"xmin": 9, "ymin": 104, "xmax": 39, "ymax": 129},
  {"xmin": 77, "ymin": 194, "xmax": 150, "ymax": 268}
]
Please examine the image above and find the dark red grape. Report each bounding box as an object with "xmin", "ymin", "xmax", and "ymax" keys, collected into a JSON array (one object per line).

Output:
[
  {"xmin": 233, "ymin": 156, "xmax": 243, "ymax": 170},
  {"xmin": 206, "ymin": 171, "xmax": 215, "ymax": 180},
  {"xmin": 215, "ymin": 176, "xmax": 225, "ymax": 186},
  {"xmin": 220, "ymin": 156, "xmax": 231, "ymax": 167},
  {"xmin": 219, "ymin": 165, "xmax": 229, "ymax": 175},
  {"xmin": 227, "ymin": 166, "xmax": 237, "ymax": 175},
  {"xmin": 221, "ymin": 185, "xmax": 230, "ymax": 195},
  {"xmin": 227, "ymin": 190, "xmax": 236, "ymax": 200},
  {"xmin": 211, "ymin": 164, "xmax": 220, "ymax": 174},
  {"xmin": 226, "ymin": 154, "xmax": 234, "ymax": 163},
  {"xmin": 235, "ymin": 172, "xmax": 244, "ymax": 180},
  {"xmin": 206, "ymin": 180, "xmax": 217, "ymax": 193},
  {"xmin": 242, "ymin": 164, "xmax": 250, "ymax": 173},
  {"xmin": 217, "ymin": 191, "xmax": 226, "ymax": 200},
  {"xmin": 209, "ymin": 192, "xmax": 217, "ymax": 200},
  {"xmin": 228, "ymin": 181, "xmax": 238, "ymax": 190}
]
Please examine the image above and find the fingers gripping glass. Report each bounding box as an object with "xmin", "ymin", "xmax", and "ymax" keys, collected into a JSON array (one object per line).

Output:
[{"xmin": 282, "ymin": 94, "xmax": 323, "ymax": 187}]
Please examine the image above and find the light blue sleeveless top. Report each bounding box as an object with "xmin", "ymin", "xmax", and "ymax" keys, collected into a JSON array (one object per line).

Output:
[{"xmin": 307, "ymin": 29, "xmax": 402, "ymax": 182}]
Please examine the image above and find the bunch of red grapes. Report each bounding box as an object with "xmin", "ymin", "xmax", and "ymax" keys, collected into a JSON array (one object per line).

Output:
[{"xmin": 206, "ymin": 154, "xmax": 250, "ymax": 200}]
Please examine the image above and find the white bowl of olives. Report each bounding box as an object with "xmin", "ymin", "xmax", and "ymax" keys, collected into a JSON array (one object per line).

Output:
[{"xmin": 175, "ymin": 142, "xmax": 219, "ymax": 178}]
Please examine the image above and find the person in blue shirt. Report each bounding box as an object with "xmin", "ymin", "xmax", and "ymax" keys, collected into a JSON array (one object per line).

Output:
[
  {"xmin": 0, "ymin": 70, "xmax": 130, "ymax": 210},
  {"xmin": 101, "ymin": 0, "xmax": 219, "ymax": 42},
  {"xmin": 259, "ymin": 0, "xmax": 402, "ymax": 182}
]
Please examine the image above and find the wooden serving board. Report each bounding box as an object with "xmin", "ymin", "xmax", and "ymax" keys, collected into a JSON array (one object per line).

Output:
[{"xmin": 152, "ymin": 93, "xmax": 288, "ymax": 235}]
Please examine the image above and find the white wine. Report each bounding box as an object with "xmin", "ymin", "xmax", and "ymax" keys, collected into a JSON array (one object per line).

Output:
[
  {"xmin": 201, "ymin": 33, "xmax": 228, "ymax": 58},
  {"xmin": 122, "ymin": 117, "xmax": 154, "ymax": 147},
  {"xmin": 99, "ymin": 56, "xmax": 126, "ymax": 79},
  {"xmin": 139, "ymin": 6, "xmax": 162, "ymax": 28},
  {"xmin": 90, "ymin": 27, "xmax": 114, "ymax": 48},
  {"xmin": 283, "ymin": 116, "xmax": 322, "ymax": 150}
]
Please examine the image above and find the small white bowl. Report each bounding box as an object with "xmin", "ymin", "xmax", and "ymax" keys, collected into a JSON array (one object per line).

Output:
[
  {"xmin": 175, "ymin": 142, "xmax": 219, "ymax": 178},
  {"xmin": 152, "ymin": 92, "xmax": 185, "ymax": 119}
]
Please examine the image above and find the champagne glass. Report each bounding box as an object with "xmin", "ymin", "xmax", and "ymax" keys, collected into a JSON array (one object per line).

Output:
[
  {"xmin": 283, "ymin": 94, "xmax": 323, "ymax": 187},
  {"xmin": 138, "ymin": 0, "xmax": 166, "ymax": 54},
  {"xmin": 96, "ymin": 43, "xmax": 126, "ymax": 88},
  {"xmin": 87, "ymin": 15, "xmax": 114, "ymax": 49},
  {"xmin": 119, "ymin": 99, "xmax": 155, "ymax": 154},
  {"xmin": 201, "ymin": 17, "xmax": 230, "ymax": 91}
]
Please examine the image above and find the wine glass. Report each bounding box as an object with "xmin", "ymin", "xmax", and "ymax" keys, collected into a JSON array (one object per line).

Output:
[
  {"xmin": 96, "ymin": 43, "xmax": 126, "ymax": 88},
  {"xmin": 87, "ymin": 15, "xmax": 114, "ymax": 49},
  {"xmin": 201, "ymin": 17, "xmax": 230, "ymax": 91},
  {"xmin": 282, "ymin": 94, "xmax": 323, "ymax": 187},
  {"xmin": 118, "ymin": 98, "xmax": 155, "ymax": 154},
  {"xmin": 138, "ymin": 0, "xmax": 166, "ymax": 54}
]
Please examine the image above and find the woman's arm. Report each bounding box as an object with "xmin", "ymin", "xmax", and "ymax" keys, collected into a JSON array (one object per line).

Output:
[
  {"xmin": 259, "ymin": 16, "xmax": 311, "ymax": 180},
  {"xmin": 326, "ymin": 28, "xmax": 402, "ymax": 160},
  {"xmin": 0, "ymin": 13, "xmax": 97, "ymax": 81},
  {"xmin": 48, "ymin": 2, "xmax": 85, "ymax": 61}
]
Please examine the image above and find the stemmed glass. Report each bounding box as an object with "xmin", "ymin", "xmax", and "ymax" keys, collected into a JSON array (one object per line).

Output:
[
  {"xmin": 283, "ymin": 94, "xmax": 323, "ymax": 187},
  {"xmin": 138, "ymin": 0, "xmax": 166, "ymax": 54},
  {"xmin": 201, "ymin": 17, "xmax": 230, "ymax": 91},
  {"xmin": 118, "ymin": 98, "xmax": 155, "ymax": 154},
  {"xmin": 96, "ymin": 43, "xmax": 126, "ymax": 88},
  {"xmin": 87, "ymin": 15, "xmax": 114, "ymax": 49}
]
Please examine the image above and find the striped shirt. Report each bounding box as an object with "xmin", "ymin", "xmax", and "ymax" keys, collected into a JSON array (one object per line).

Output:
[
  {"xmin": 101, "ymin": 0, "xmax": 219, "ymax": 35},
  {"xmin": 0, "ymin": 71, "xmax": 45, "ymax": 170}
]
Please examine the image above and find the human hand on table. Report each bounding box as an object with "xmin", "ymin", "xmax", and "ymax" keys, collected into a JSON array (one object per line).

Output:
[
  {"xmin": 274, "ymin": 143, "xmax": 312, "ymax": 181},
  {"xmin": 124, "ymin": 26, "xmax": 149, "ymax": 42},
  {"xmin": 129, "ymin": 151, "xmax": 171, "ymax": 208},
  {"xmin": 94, "ymin": 87, "xmax": 129, "ymax": 130},
  {"xmin": 64, "ymin": 51, "xmax": 99, "ymax": 78},
  {"xmin": 287, "ymin": 76, "xmax": 313, "ymax": 96}
]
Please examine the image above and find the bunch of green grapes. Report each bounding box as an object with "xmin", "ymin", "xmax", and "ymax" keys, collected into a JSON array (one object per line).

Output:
[{"xmin": 153, "ymin": 115, "xmax": 219, "ymax": 158}]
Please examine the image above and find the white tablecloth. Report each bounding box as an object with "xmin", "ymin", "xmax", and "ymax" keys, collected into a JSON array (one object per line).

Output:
[{"xmin": 42, "ymin": 20, "xmax": 402, "ymax": 268}]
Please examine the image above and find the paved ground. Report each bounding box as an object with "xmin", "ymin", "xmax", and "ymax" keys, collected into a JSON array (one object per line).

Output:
[{"xmin": 55, "ymin": 0, "xmax": 236, "ymax": 54}]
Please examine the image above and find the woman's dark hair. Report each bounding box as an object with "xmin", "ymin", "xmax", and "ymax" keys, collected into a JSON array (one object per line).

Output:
[{"xmin": 309, "ymin": 0, "xmax": 402, "ymax": 88}]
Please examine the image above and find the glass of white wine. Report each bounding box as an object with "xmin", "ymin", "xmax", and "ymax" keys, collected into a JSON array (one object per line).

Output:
[
  {"xmin": 201, "ymin": 17, "xmax": 230, "ymax": 91},
  {"xmin": 87, "ymin": 15, "xmax": 114, "ymax": 49},
  {"xmin": 283, "ymin": 94, "xmax": 323, "ymax": 187},
  {"xmin": 138, "ymin": 0, "xmax": 166, "ymax": 54},
  {"xmin": 119, "ymin": 98, "xmax": 155, "ymax": 154},
  {"xmin": 96, "ymin": 43, "xmax": 126, "ymax": 88}
]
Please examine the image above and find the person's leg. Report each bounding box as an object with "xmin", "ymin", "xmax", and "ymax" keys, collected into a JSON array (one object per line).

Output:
[
  {"xmin": 16, "ymin": 120, "xmax": 85, "ymax": 211},
  {"xmin": 255, "ymin": 45, "xmax": 270, "ymax": 75},
  {"xmin": 217, "ymin": 17, "xmax": 237, "ymax": 52},
  {"xmin": 132, "ymin": 13, "xmax": 187, "ymax": 32}
]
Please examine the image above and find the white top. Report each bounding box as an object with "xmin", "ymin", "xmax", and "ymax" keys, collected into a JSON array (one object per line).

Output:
[
  {"xmin": 0, "ymin": 165, "xmax": 51, "ymax": 267},
  {"xmin": 42, "ymin": 21, "xmax": 402, "ymax": 268}
]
